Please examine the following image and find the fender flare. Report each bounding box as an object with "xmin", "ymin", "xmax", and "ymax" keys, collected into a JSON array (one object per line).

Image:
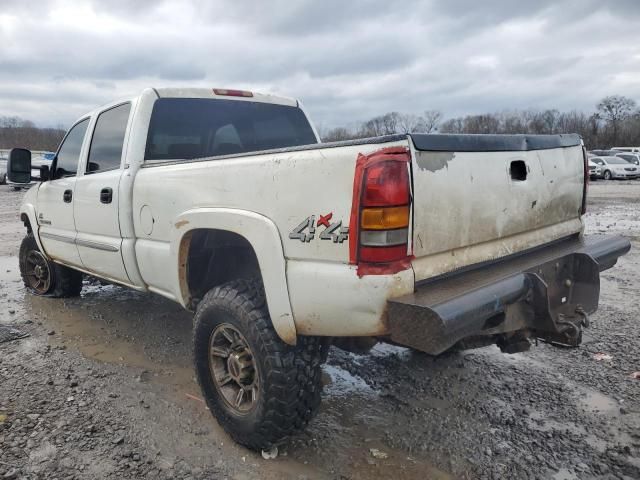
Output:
[
  {"xmin": 20, "ymin": 204, "xmax": 46, "ymax": 254},
  {"xmin": 170, "ymin": 208, "xmax": 297, "ymax": 345}
]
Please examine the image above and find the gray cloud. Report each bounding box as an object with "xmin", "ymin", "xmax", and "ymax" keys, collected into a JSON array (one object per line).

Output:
[{"xmin": 0, "ymin": 0, "xmax": 638, "ymax": 129}]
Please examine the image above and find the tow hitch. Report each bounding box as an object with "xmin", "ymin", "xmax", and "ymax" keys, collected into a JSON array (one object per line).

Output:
[{"xmin": 544, "ymin": 305, "xmax": 590, "ymax": 347}]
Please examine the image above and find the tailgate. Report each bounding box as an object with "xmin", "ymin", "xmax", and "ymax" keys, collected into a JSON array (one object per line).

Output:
[{"xmin": 408, "ymin": 134, "xmax": 586, "ymax": 281}]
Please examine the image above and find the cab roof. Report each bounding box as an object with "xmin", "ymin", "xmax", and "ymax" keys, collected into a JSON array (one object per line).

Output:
[{"xmin": 152, "ymin": 87, "xmax": 298, "ymax": 107}]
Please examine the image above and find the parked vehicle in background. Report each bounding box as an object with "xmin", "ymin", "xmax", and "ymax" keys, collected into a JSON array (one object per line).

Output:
[
  {"xmin": 0, "ymin": 155, "xmax": 7, "ymax": 185},
  {"xmin": 589, "ymin": 149, "xmax": 621, "ymax": 157},
  {"xmin": 615, "ymin": 152, "xmax": 640, "ymax": 166},
  {"xmin": 31, "ymin": 153, "xmax": 54, "ymax": 179},
  {"xmin": 611, "ymin": 146, "xmax": 640, "ymax": 153},
  {"xmin": 590, "ymin": 156, "xmax": 639, "ymax": 180},
  {"xmin": 588, "ymin": 159, "xmax": 602, "ymax": 180},
  {"xmin": 0, "ymin": 149, "xmax": 9, "ymax": 184},
  {"xmin": 5, "ymin": 87, "xmax": 630, "ymax": 450}
]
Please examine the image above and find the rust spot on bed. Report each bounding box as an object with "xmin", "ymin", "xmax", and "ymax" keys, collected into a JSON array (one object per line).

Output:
[{"xmin": 175, "ymin": 220, "xmax": 190, "ymax": 229}]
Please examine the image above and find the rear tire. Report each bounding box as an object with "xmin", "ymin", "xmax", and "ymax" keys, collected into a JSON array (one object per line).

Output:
[
  {"xmin": 603, "ymin": 170, "xmax": 612, "ymax": 180},
  {"xmin": 193, "ymin": 279, "xmax": 324, "ymax": 450},
  {"xmin": 19, "ymin": 234, "xmax": 83, "ymax": 297}
]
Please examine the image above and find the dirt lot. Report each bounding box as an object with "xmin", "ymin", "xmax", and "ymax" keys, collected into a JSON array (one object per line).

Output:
[{"xmin": 1, "ymin": 182, "xmax": 639, "ymax": 480}]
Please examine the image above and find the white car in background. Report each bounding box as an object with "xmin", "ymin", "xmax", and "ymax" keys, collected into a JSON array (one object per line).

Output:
[
  {"xmin": 590, "ymin": 156, "xmax": 639, "ymax": 180},
  {"xmin": 588, "ymin": 159, "xmax": 602, "ymax": 180},
  {"xmin": 612, "ymin": 146, "xmax": 640, "ymax": 154},
  {"xmin": 0, "ymin": 155, "xmax": 7, "ymax": 184},
  {"xmin": 615, "ymin": 152, "xmax": 640, "ymax": 166}
]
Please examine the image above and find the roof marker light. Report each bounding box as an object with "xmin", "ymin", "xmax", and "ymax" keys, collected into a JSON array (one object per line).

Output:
[{"xmin": 213, "ymin": 88, "xmax": 253, "ymax": 97}]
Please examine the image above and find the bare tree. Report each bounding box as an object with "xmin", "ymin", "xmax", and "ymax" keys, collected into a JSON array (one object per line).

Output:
[
  {"xmin": 321, "ymin": 127, "xmax": 356, "ymax": 142},
  {"xmin": 381, "ymin": 112, "xmax": 401, "ymax": 135},
  {"xmin": 597, "ymin": 95, "xmax": 637, "ymax": 144},
  {"xmin": 396, "ymin": 113, "xmax": 422, "ymax": 133},
  {"xmin": 439, "ymin": 117, "xmax": 464, "ymax": 133},
  {"xmin": 421, "ymin": 110, "xmax": 442, "ymax": 133}
]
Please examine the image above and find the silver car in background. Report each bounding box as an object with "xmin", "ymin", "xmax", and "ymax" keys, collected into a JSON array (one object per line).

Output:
[
  {"xmin": 0, "ymin": 152, "xmax": 7, "ymax": 184},
  {"xmin": 588, "ymin": 159, "xmax": 602, "ymax": 180},
  {"xmin": 590, "ymin": 156, "xmax": 639, "ymax": 180},
  {"xmin": 615, "ymin": 152, "xmax": 640, "ymax": 166}
]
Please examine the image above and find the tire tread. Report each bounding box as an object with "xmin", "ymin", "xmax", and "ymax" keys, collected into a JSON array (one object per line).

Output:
[{"xmin": 193, "ymin": 278, "xmax": 324, "ymax": 450}]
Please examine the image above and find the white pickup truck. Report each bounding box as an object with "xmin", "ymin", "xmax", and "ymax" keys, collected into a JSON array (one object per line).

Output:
[{"xmin": 7, "ymin": 88, "xmax": 630, "ymax": 450}]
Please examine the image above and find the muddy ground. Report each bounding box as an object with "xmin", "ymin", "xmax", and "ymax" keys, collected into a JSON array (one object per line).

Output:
[{"xmin": 0, "ymin": 182, "xmax": 639, "ymax": 480}]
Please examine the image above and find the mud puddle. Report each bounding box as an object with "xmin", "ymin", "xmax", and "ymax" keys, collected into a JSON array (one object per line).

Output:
[{"xmin": 1, "ymin": 254, "xmax": 199, "ymax": 395}]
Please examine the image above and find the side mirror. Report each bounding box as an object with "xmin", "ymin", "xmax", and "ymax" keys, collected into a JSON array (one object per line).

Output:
[
  {"xmin": 7, "ymin": 148, "xmax": 32, "ymax": 184},
  {"xmin": 39, "ymin": 165, "xmax": 50, "ymax": 182}
]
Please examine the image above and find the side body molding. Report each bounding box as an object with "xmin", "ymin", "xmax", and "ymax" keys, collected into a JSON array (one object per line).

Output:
[{"xmin": 171, "ymin": 208, "xmax": 297, "ymax": 345}]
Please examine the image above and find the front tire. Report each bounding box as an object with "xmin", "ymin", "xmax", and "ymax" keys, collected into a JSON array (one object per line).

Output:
[
  {"xmin": 603, "ymin": 170, "xmax": 612, "ymax": 180},
  {"xmin": 19, "ymin": 234, "xmax": 83, "ymax": 297},
  {"xmin": 193, "ymin": 279, "xmax": 324, "ymax": 450}
]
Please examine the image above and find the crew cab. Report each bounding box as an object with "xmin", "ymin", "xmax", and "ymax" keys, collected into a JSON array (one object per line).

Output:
[{"xmin": 7, "ymin": 88, "xmax": 630, "ymax": 450}]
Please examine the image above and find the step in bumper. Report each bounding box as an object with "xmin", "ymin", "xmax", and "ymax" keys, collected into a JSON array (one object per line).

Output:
[{"xmin": 387, "ymin": 235, "xmax": 630, "ymax": 355}]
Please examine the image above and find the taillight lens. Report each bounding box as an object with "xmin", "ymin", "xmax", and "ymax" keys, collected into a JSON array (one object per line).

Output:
[
  {"xmin": 362, "ymin": 161, "xmax": 409, "ymax": 207},
  {"xmin": 361, "ymin": 205, "xmax": 409, "ymax": 230},
  {"xmin": 349, "ymin": 148, "xmax": 412, "ymax": 275},
  {"xmin": 360, "ymin": 245, "xmax": 408, "ymax": 263}
]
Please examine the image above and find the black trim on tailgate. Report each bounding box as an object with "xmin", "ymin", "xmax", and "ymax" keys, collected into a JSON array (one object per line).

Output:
[{"xmin": 410, "ymin": 133, "xmax": 581, "ymax": 152}]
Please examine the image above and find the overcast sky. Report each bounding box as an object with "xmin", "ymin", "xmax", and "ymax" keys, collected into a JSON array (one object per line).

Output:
[{"xmin": 1, "ymin": 0, "xmax": 639, "ymax": 130}]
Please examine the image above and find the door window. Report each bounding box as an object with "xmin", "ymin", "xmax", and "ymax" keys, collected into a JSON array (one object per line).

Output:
[
  {"xmin": 55, "ymin": 118, "xmax": 89, "ymax": 178},
  {"xmin": 86, "ymin": 103, "xmax": 131, "ymax": 173}
]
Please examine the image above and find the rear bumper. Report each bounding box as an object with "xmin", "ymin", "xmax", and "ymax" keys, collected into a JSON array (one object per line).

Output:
[{"xmin": 387, "ymin": 235, "xmax": 630, "ymax": 355}]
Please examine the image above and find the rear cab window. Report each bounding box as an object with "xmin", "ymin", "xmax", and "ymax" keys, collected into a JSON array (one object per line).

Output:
[{"xmin": 144, "ymin": 98, "xmax": 318, "ymax": 161}]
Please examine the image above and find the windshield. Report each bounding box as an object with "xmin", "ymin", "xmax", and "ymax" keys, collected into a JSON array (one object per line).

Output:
[
  {"xmin": 606, "ymin": 157, "xmax": 630, "ymax": 165},
  {"xmin": 145, "ymin": 98, "xmax": 318, "ymax": 161}
]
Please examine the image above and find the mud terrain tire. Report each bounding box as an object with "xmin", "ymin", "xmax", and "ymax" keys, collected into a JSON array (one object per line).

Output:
[
  {"xmin": 19, "ymin": 234, "xmax": 83, "ymax": 297},
  {"xmin": 193, "ymin": 279, "xmax": 324, "ymax": 450}
]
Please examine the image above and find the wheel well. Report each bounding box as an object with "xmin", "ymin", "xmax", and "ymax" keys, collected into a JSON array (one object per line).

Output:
[
  {"xmin": 181, "ymin": 229, "xmax": 262, "ymax": 309},
  {"xmin": 20, "ymin": 213, "xmax": 32, "ymax": 234}
]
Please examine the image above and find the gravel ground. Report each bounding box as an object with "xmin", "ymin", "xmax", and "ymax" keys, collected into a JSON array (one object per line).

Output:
[{"xmin": 0, "ymin": 182, "xmax": 639, "ymax": 480}]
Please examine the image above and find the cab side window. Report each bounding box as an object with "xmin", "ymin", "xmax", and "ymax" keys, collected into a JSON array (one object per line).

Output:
[
  {"xmin": 55, "ymin": 119, "xmax": 89, "ymax": 178},
  {"xmin": 86, "ymin": 103, "xmax": 131, "ymax": 173}
]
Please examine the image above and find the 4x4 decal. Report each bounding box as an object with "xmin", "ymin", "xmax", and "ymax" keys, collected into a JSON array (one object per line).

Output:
[{"xmin": 289, "ymin": 213, "xmax": 349, "ymax": 243}]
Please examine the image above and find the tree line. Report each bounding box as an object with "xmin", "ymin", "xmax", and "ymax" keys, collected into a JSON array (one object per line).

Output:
[
  {"xmin": 0, "ymin": 116, "xmax": 65, "ymax": 152},
  {"xmin": 320, "ymin": 95, "xmax": 640, "ymax": 149},
  {"xmin": 2, "ymin": 95, "xmax": 639, "ymax": 152}
]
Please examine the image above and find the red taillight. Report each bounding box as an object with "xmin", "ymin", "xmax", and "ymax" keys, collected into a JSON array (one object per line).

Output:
[
  {"xmin": 362, "ymin": 161, "xmax": 409, "ymax": 207},
  {"xmin": 581, "ymin": 146, "xmax": 588, "ymax": 215},
  {"xmin": 349, "ymin": 147, "xmax": 412, "ymax": 276},
  {"xmin": 359, "ymin": 245, "xmax": 408, "ymax": 263}
]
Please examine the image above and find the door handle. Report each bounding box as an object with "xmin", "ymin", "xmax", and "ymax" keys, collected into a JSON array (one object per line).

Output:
[
  {"xmin": 100, "ymin": 187, "xmax": 113, "ymax": 204},
  {"xmin": 63, "ymin": 190, "xmax": 72, "ymax": 203}
]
